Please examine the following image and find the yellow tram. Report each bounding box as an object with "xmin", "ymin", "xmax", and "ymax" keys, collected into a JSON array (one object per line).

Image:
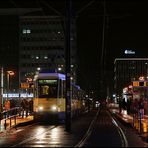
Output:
[{"xmin": 33, "ymin": 72, "xmax": 87, "ymax": 122}]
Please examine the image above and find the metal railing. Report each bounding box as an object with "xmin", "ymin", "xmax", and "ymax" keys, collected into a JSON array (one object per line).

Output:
[{"xmin": 0, "ymin": 107, "xmax": 30, "ymax": 130}]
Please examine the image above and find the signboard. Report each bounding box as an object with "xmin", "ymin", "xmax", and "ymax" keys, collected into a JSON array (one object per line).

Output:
[
  {"xmin": 38, "ymin": 79, "xmax": 57, "ymax": 84},
  {"xmin": 132, "ymin": 81, "xmax": 147, "ymax": 87},
  {"xmin": 124, "ymin": 49, "xmax": 135, "ymax": 54},
  {"xmin": 20, "ymin": 83, "xmax": 29, "ymax": 89}
]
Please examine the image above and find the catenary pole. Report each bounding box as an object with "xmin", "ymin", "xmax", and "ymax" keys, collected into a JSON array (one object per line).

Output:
[{"xmin": 65, "ymin": 0, "xmax": 71, "ymax": 132}]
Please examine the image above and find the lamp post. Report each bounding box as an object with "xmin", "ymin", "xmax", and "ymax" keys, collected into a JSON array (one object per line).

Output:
[{"xmin": 7, "ymin": 71, "xmax": 14, "ymax": 100}]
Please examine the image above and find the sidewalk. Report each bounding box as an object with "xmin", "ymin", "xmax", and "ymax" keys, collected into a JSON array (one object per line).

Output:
[
  {"xmin": 108, "ymin": 103, "xmax": 148, "ymax": 142},
  {"xmin": 0, "ymin": 115, "xmax": 34, "ymax": 133}
]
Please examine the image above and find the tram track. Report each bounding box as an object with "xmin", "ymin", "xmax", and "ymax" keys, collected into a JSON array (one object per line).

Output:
[
  {"xmin": 74, "ymin": 108, "xmax": 100, "ymax": 147},
  {"xmin": 108, "ymin": 111, "xmax": 128, "ymax": 147},
  {"xmin": 75, "ymin": 107, "xmax": 128, "ymax": 147}
]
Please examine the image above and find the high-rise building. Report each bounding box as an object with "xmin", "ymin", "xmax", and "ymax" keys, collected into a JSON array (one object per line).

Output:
[
  {"xmin": 0, "ymin": 8, "xmax": 78, "ymax": 95},
  {"xmin": 19, "ymin": 15, "xmax": 77, "ymax": 83},
  {"xmin": 114, "ymin": 58, "xmax": 148, "ymax": 99}
]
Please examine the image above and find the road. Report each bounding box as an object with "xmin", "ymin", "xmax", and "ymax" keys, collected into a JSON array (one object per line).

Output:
[
  {"xmin": 0, "ymin": 106, "xmax": 148, "ymax": 147},
  {"xmin": 81, "ymin": 108, "xmax": 124, "ymax": 147}
]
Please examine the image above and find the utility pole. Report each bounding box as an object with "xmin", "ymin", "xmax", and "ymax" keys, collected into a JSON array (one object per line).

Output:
[
  {"xmin": 65, "ymin": 0, "xmax": 71, "ymax": 132},
  {"xmin": 0, "ymin": 67, "xmax": 3, "ymax": 112}
]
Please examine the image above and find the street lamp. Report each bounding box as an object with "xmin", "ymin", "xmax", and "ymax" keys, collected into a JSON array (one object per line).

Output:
[{"xmin": 7, "ymin": 71, "xmax": 14, "ymax": 99}]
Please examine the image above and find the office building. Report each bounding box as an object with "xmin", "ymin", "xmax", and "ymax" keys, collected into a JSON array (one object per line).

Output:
[
  {"xmin": 19, "ymin": 15, "xmax": 77, "ymax": 83},
  {"xmin": 114, "ymin": 58, "xmax": 148, "ymax": 99}
]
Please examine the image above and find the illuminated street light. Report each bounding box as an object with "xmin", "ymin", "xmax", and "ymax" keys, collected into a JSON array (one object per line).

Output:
[
  {"xmin": 139, "ymin": 76, "xmax": 144, "ymax": 81},
  {"xmin": 7, "ymin": 71, "xmax": 14, "ymax": 76},
  {"xmin": 26, "ymin": 77, "xmax": 33, "ymax": 83},
  {"xmin": 37, "ymin": 67, "xmax": 41, "ymax": 71},
  {"xmin": 57, "ymin": 64, "xmax": 65, "ymax": 73},
  {"xmin": 58, "ymin": 67, "xmax": 62, "ymax": 71}
]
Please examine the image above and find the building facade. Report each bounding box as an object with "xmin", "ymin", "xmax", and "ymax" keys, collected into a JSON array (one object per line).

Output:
[
  {"xmin": 19, "ymin": 15, "xmax": 77, "ymax": 84},
  {"xmin": 114, "ymin": 58, "xmax": 148, "ymax": 100}
]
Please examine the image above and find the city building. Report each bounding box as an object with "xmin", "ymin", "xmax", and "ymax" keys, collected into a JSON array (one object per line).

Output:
[
  {"xmin": 19, "ymin": 14, "xmax": 77, "ymax": 84},
  {"xmin": 0, "ymin": 8, "xmax": 78, "ymax": 98},
  {"xmin": 114, "ymin": 58, "xmax": 148, "ymax": 100}
]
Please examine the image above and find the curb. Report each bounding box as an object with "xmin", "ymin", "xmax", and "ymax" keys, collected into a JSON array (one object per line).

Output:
[
  {"xmin": 15, "ymin": 120, "xmax": 34, "ymax": 127},
  {"xmin": 113, "ymin": 112, "xmax": 133, "ymax": 127}
]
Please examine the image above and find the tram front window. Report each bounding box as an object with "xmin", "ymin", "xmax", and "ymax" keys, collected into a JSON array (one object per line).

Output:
[{"xmin": 38, "ymin": 79, "xmax": 57, "ymax": 98}]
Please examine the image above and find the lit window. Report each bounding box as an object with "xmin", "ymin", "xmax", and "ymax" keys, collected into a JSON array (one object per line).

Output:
[
  {"xmin": 22, "ymin": 29, "xmax": 31, "ymax": 34},
  {"xmin": 44, "ymin": 56, "xmax": 48, "ymax": 59},
  {"xmin": 27, "ymin": 29, "xmax": 31, "ymax": 33},
  {"xmin": 23, "ymin": 29, "xmax": 27, "ymax": 34}
]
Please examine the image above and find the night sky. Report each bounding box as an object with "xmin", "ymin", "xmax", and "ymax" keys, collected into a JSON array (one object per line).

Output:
[
  {"xmin": 0, "ymin": 0, "xmax": 148, "ymax": 97},
  {"xmin": 76, "ymin": 0, "xmax": 148, "ymax": 96}
]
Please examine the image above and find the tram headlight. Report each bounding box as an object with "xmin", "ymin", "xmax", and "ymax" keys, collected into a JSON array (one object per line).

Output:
[
  {"xmin": 51, "ymin": 106, "xmax": 57, "ymax": 111},
  {"xmin": 38, "ymin": 106, "xmax": 43, "ymax": 111}
]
